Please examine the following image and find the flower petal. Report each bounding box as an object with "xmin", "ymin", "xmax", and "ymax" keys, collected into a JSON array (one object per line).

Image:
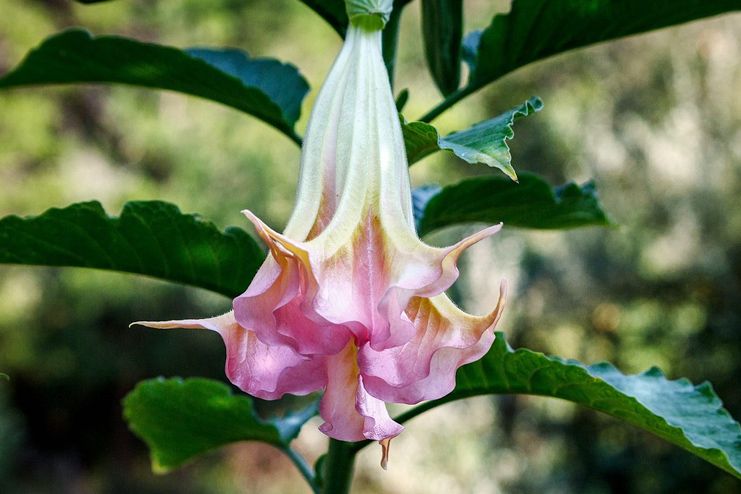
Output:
[
  {"xmin": 132, "ymin": 312, "xmax": 325, "ymax": 399},
  {"xmin": 318, "ymin": 341, "xmax": 403, "ymax": 441},
  {"xmin": 371, "ymin": 223, "xmax": 503, "ymax": 351},
  {"xmin": 234, "ymin": 211, "xmax": 353, "ymax": 356},
  {"xmin": 360, "ymin": 281, "xmax": 507, "ymax": 404}
]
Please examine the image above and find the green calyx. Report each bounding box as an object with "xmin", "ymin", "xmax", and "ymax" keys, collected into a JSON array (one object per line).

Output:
[{"xmin": 345, "ymin": 0, "xmax": 393, "ymax": 31}]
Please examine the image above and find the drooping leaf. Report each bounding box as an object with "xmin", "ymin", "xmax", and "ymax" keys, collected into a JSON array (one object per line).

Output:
[
  {"xmin": 0, "ymin": 201, "xmax": 264, "ymax": 298},
  {"xmin": 299, "ymin": 0, "xmax": 349, "ymax": 36},
  {"xmin": 421, "ymin": 0, "xmax": 463, "ymax": 95},
  {"xmin": 0, "ymin": 29, "xmax": 309, "ymax": 143},
  {"xmin": 414, "ymin": 172, "xmax": 612, "ymax": 235},
  {"xmin": 398, "ymin": 334, "xmax": 741, "ymax": 479},
  {"xmin": 123, "ymin": 377, "xmax": 318, "ymax": 472},
  {"xmin": 404, "ymin": 97, "xmax": 543, "ymax": 180},
  {"xmin": 469, "ymin": 0, "xmax": 741, "ymax": 90}
]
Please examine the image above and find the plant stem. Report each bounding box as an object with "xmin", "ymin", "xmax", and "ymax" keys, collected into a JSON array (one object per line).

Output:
[
  {"xmin": 281, "ymin": 446, "xmax": 320, "ymax": 494},
  {"xmin": 321, "ymin": 439, "xmax": 357, "ymax": 494},
  {"xmin": 418, "ymin": 85, "xmax": 476, "ymax": 123}
]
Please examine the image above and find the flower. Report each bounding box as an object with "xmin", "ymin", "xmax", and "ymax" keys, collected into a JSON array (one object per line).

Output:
[{"xmin": 133, "ymin": 22, "xmax": 505, "ymax": 451}]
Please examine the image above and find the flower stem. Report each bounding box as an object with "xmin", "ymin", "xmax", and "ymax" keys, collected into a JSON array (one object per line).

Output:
[
  {"xmin": 281, "ymin": 446, "xmax": 320, "ymax": 494},
  {"xmin": 418, "ymin": 85, "xmax": 476, "ymax": 123},
  {"xmin": 322, "ymin": 439, "xmax": 357, "ymax": 494}
]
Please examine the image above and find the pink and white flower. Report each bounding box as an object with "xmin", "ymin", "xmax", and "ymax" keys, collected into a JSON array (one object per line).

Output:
[{"xmin": 134, "ymin": 22, "xmax": 505, "ymax": 447}]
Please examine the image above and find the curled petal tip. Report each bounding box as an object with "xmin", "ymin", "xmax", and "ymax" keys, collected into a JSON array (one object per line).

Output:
[
  {"xmin": 241, "ymin": 209, "xmax": 268, "ymax": 234},
  {"xmin": 491, "ymin": 279, "xmax": 508, "ymax": 325},
  {"xmin": 379, "ymin": 437, "xmax": 392, "ymax": 470}
]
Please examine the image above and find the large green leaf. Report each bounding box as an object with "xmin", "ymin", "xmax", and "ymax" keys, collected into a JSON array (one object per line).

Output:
[
  {"xmin": 0, "ymin": 201, "xmax": 264, "ymax": 298},
  {"xmin": 0, "ymin": 29, "xmax": 309, "ymax": 143},
  {"xmin": 421, "ymin": 0, "xmax": 463, "ymax": 95},
  {"xmin": 396, "ymin": 334, "xmax": 741, "ymax": 479},
  {"xmin": 404, "ymin": 97, "xmax": 543, "ymax": 180},
  {"xmin": 470, "ymin": 0, "xmax": 741, "ymax": 90},
  {"xmin": 123, "ymin": 378, "xmax": 318, "ymax": 472},
  {"xmin": 299, "ymin": 0, "xmax": 349, "ymax": 35},
  {"xmin": 414, "ymin": 172, "xmax": 612, "ymax": 235}
]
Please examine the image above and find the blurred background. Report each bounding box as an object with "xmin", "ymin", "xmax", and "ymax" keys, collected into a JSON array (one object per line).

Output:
[{"xmin": 1, "ymin": 0, "xmax": 740, "ymax": 492}]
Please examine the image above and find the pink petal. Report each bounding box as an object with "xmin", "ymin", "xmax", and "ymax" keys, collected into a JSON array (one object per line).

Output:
[
  {"xmin": 318, "ymin": 341, "xmax": 403, "ymax": 442},
  {"xmin": 360, "ymin": 281, "xmax": 507, "ymax": 404},
  {"xmin": 371, "ymin": 223, "xmax": 503, "ymax": 351},
  {"xmin": 131, "ymin": 312, "xmax": 325, "ymax": 399},
  {"xmin": 234, "ymin": 211, "xmax": 353, "ymax": 356}
]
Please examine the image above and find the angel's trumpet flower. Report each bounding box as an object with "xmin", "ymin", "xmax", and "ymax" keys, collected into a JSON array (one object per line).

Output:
[{"xmin": 134, "ymin": 10, "xmax": 505, "ymax": 453}]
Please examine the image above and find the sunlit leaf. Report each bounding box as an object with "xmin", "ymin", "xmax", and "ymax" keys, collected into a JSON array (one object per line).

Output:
[
  {"xmin": 404, "ymin": 97, "xmax": 543, "ymax": 180},
  {"xmin": 0, "ymin": 30, "xmax": 309, "ymax": 143},
  {"xmin": 414, "ymin": 172, "xmax": 612, "ymax": 235},
  {"xmin": 123, "ymin": 377, "xmax": 318, "ymax": 472},
  {"xmin": 398, "ymin": 334, "xmax": 741, "ymax": 479},
  {"xmin": 0, "ymin": 201, "xmax": 264, "ymax": 298}
]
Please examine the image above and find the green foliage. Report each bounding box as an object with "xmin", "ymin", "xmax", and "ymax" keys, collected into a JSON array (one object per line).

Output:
[
  {"xmin": 0, "ymin": 29, "xmax": 309, "ymax": 143},
  {"xmin": 123, "ymin": 377, "xmax": 318, "ymax": 472},
  {"xmin": 414, "ymin": 172, "xmax": 612, "ymax": 235},
  {"xmin": 421, "ymin": 0, "xmax": 463, "ymax": 95},
  {"xmin": 404, "ymin": 97, "xmax": 543, "ymax": 180},
  {"xmin": 397, "ymin": 334, "xmax": 741, "ymax": 479},
  {"xmin": 421, "ymin": 0, "xmax": 741, "ymax": 121},
  {"xmin": 2, "ymin": 0, "xmax": 740, "ymax": 488},
  {"xmin": 299, "ymin": 0, "xmax": 349, "ymax": 35},
  {"xmin": 0, "ymin": 201, "xmax": 264, "ymax": 298},
  {"xmin": 469, "ymin": 0, "xmax": 741, "ymax": 90}
]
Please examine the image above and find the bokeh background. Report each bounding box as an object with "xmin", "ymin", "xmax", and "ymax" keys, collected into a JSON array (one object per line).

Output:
[{"xmin": 1, "ymin": 1, "xmax": 740, "ymax": 492}]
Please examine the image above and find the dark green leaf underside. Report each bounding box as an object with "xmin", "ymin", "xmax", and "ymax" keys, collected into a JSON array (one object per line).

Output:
[
  {"xmin": 400, "ymin": 334, "xmax": 741, "ymax": 479},
  {"xmin": 0, "ymin": 29, "xmax": 308, "ymax": 142},
  {"xmin": 123, "ymin": 377, "xmax": 317, "ymax": 472},
  {"xmin": 421, "ymin": 0, "xmax": 463, "ymax": 95},
  {"xmin": 404, "ymin": 97, "xmax": 543, "ymax": 180},
  {"xmin": 0, "ymin": 201, "xmax": 264, "ymax": 298},
  {"xmin": 415, "ymin": 172, "xmax": 611, "ymax": 235},
  {"xmin": 299, "ymin": 0, "xmax": 348, "ymax": 36},
  {"xmin": 470, "ymin": 0, "xmax": 741, "ymax": 89}
]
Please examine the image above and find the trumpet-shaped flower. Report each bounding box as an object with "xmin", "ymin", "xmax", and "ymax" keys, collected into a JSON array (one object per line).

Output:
[{"xmin": 134, "ymin": 22, "xmax": 505, "ymax": 447}]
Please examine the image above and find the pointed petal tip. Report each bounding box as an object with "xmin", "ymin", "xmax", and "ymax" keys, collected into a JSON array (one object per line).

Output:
[
  {"xmin": 379, "ymin": 437, "xmax": 392, "ymax": 470},
  {"xmin": 128, "ymin": 320, "xmax": 183, "ymax": 330},
  {"xmin": 491, "ymin": 279, "xmax": 508, "ymax": 325},
  {"xmin": 241, "ymin": 209, "xmax": 268, "ymax": 233},
  {"xmin": 451, "ymin": 222, "xmax": 503, "ymax": 253}
]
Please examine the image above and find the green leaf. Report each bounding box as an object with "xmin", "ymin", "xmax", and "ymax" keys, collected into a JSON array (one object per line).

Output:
[
  {"xmin": 299, "ymin": 0, "xmax": 349, "ymax": 35},
  {"xmin": 414, "ymin": 172, "xmax": 612, "ymax": 235},
  {"xmin": 123, "ymin": 377, "xmax": 318, "ymax": 472},
  {"xmin": 0, "ymin": 29, "xmax": 309, "ymax": 143},
  {"xmin": 469, "ymin": 0, "xmax": 741, "ymax": 89},
  {"xmin": 0, "ymin": 201, "xmax": 264, "ymax": 298},
  {"xmin": 404, "ymin": 97, "xmax": 543, "ymax": 180},
  {"xmin": 421, "ymin": 0, "xmax": 463, "ymax": 95},
  {"xmin": 397, "ymin": 334, "xmax": 741, "ymax": 479}
]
